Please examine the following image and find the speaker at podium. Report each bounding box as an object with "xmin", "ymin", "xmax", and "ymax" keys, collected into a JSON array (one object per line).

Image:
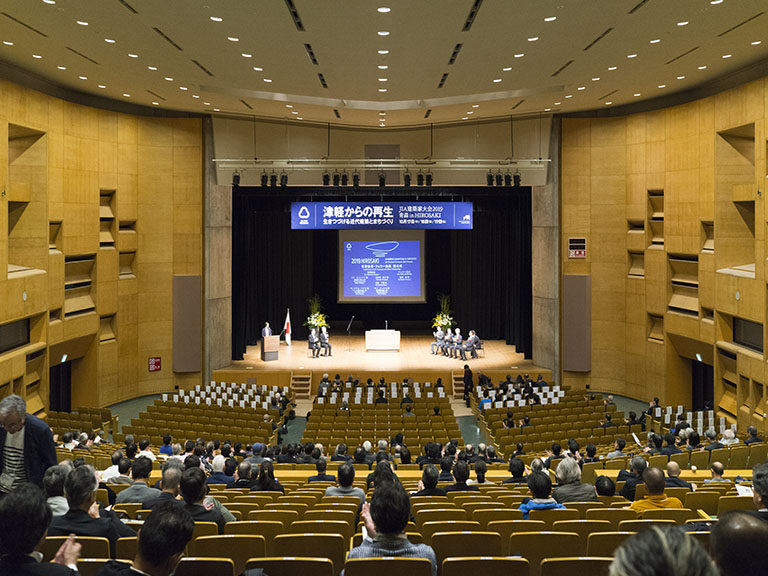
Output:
[{"xmin": 261, "ymin": 335, "xmax": 280, "ymax": 361}]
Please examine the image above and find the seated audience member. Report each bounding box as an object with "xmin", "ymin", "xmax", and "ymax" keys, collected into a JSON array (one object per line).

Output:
[
  {"xmin": 486, "ymin": 446, "xmax": 504, "ymax": 463},
  {"xmin": 331, "ymin": 443, "xmax": 350, "ymax": 462},
  {"xmin": 618, "ymin": 456, "xmax": 648, "ymax": 501},
  {"xmin": 703, "ymin": 429, "xmax": 724, "ymax": 451},
  {"xmin": 125, "ymin": 443, "xmax": 138, "ymax": 461},
  {"xmin": 0, "ymin": 484, "xmax": 81, "ymax": 575},
  {"xmin": 100, "ymin": 450, "xmax": 124, "ymax": 483},
  {"xmin": 467, "ymin": 459, "xmax": 493, "ymax": 485},
  {"xmin": 137, "ymin": 439, "xmax": 156, "ymax": 461},
  {"xmin": 511, "ymin": 442, "xmax": 525, "ymax": 458},
  {"xmin": 502, "ymin": 410, "xmax": 516, "ymax": 429},
  {"xmin": 106, "ymin": 458, "xmax": 132, "ymax": 485},
  {"xmin": 518, "ymin": 416, "xmax": 531, "ymax": 429},
  {"xmin": 399, "ymin": 446, "xmax": 412, "ymax": 465},
  {"xmin": 502, "ymin": 458, "xmax": 527, "ymax": 485},
  {"xmin": 704, "ymin": 461, "xmax": 729, "ymax": 484},
  {"xmin": 673, "ymin": 413, "xmax": 691, "ymax": 436},
  {"xmin": 745, "ymin": 425, "xmax": 763, "ymax": 445},
  {"xmin": 100, "ymin": 510, "xmax": 195, "ymax": 576},
  {"xmin": 226, "ymin": 461, "xmax": 255, "ymax": 490},
  {"xmin": 115, "ymin": 456, "xmax": 157, "ymax": 504},
  {"xmin": 325, "ymin": 461, "xmax": 366, "ymax": 505},
  {"xmin": 375, "ymin": 391, "xmax": 388, "ymax": 404},
  {"xmin": 308, "ymin": 459, "xmax": 336, "ymax": 483},
  {"xmin": 519, "ymin": 471, "xmax": 566, "ymax": 519},
  {"xmin": 432, "ymin": 406, "xmax": 441, "ymax": 417},
  {"xmin": 665, "ymin": 461, "xmax": 695, "ymax": 491},
  {"xmin": 582, "ymin": 443, "xmax": 600, "ymax": 463},
  {"xmin": 553, "ymin": 457, "xmax": 597, "ymax": 503},
  {"xmin": 347, "ymin": 482, "xmax": 437, "ymax": 576},
  {"xmin": 412, "ymin": 465, "xmax": 447, "ymax": 497},
  {"xmin": 661, "ymin": 433, "xmax": 682, "ymax": 457},
  {"xmin": 685, "ymin": 431, "xmax": 702, "ymax": 451},
  {"xmin": 624, "ymin": 411, "xmax": 640, "ymax": 426},
  {"xmin": 179, "ymin": 467, "xmax": 226, "ymax": 534},
  {"xmin": 710, "ymin": 510, "xmax": 768, "ymax": 576},
  {"xmin": 610, "ymin": 525, "xmax": 718, "ymax": 576},
  {"xmin": 628, "ymin": 467, "xmax": 684, "ymax": 513},
  {"xmin": 606, "ymin": 438, "xmax": 627, "ymax": 460},
  {"xmin": 749, "ymin": 462, "xmax": 768, "ymax": 522},
  {"xmin": 444, "ymin": 460, "xmax": 480, "ymax": 492},
  {"xmin": 44, "ymin": 464, "xmax": 72, "ymax": 517},
  {"xmin": 403, "ymin": 404, "xmax": 416, "ymax": 419},
  {"xmin": 158, "ymin": 434, "xmax": 174, "ymax": 457},
  {"xmin": 367, "ymin": 459, "xmax": 397, "ymax": 491},
  {"xmin": 594, "ymin": 475, "xmax": 616, "ymax": 497},
  {"xmin": 721, "ymin": 428, "xmax": 739, "ymax": 446},
  {"xmin": 642, "ymin": 433, "xmax": 663, "ymax": 456},
  {"xmin": 600, "ymin": 413, "xmax": 616, "ymax": 428},
  {"xmin": 437, "ymin": 456, "xmax": 454, "ymax": 483},
  {"xmin": 544, "ymin": 443, "xmax": 564, "ymax": 469},
  {"xmin": 206, "ymin": 455, "xmax": 234, "ymax": 485},
  {"xmin": 252, "ymin": 460, "xmax": 285, "ymax": 493},
  {"xmin": 417, "ymin": 443, "xmax": 441, "ymax": 468},
  {"xmin": 145, "ymin": 461, "xmax": 184, "ymax": 509},
  {"xmin": 48, "ymin": 465, "xmax": 135, "ymax": 556},
  {"xmin": 529, "ymin": 458, "xmax": 544, "ymax": 474}
]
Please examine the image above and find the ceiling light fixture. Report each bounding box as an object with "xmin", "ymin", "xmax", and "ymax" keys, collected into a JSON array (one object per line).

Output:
[
  {"xmin": 378, "ymin": 88, "xmax": 387, "ymax": 92},
  {"xmin": 122, "ymin": 93, "xmax": 130, "ymax": 97},
  {"xmin": 285, "ymin": 104, "xmax": 293, "ymax": 108},
  {"xmin": 722, "ymin": 54, "xmax": 732, "ymax": 58},
  {"xmin": 627, "ymin": 53, "xmax": 638, "ymax": 58},
  {"xmin": 592, "ymin": 77, "xmax": 600, "ymax": 81},
  {"xmin": 291, "ymin": 111, "xmax": 298, "ymax": 115},
  {"xmin": 204, "ymin": 102, "xmax": 210, "ymax": 105},
  {"xmin": 378, "ymin": 65, "xmax": 388, "ymax": 69},
  {"xmin": 608, "ymin": 66, "xmax": 617, "ymax": 70},
  {"xmin": 210, "ymin": 16, "xmax": 223, "ymax": 22},
  {"xmin": 377, "ymin": 7, "xmax": 391, "ymax": 13},
  {"xmin": 213, "ymin": 108, "xmax": 220, "ymax": 111},
  {"xmin": 710, "ymin": 0, "xmax": 723, "ymax": 4},
  {"xmin": 253, "ymin": 66, "xmax": 263, "ymax": 71},
  {"xmin": 605, "ymin": 101, "xmax": 612, "ymax": 105},
  {"xmin": 296, "ymin": 117, "xmax": 303, "ymax": 120},
  {"xmin": 98, "ymin": 84, "xmax": 105, "ymax": 88},
  {"xmin": 57, "ymin": 65, "xmax": 66, "ymax": 70},
  {"xmin": 650, "ymin": 39, "xmax": 661, "ymax": 44},
  {"xmin": 577, "ymin": 86, "xmax": 585, "ymax": 90},
  {"xmin": 565, "ymin": 94, "xmax": 572, "ymax": 98},
  {"xmin": 677, "ymin": 21, "xmax": 689, "ymax": 26},
  {"xmin": 147, "ymin": 66, "xmax": 157, "ymax": 70},
  {"xmin": 152, "ymin": 101, "xmax": 159, "ymax": 105},
  {"xmin": 32, "ymin": 54, "xmax": 42, "ymax": 59},
  {"xmin": 379, "ymin": 111, "xmax": 386, "ymax": 115},
  {"xmin": 242, "ymin": 53, "xmax": 252, "ymax": 58},
  {"xmin": 634, "ymin": 93, "xmax": 641, "ymax": 97},
  {"xmin": 192, "ymin": 95, "xmax": 200, "ymax": 98},
  {"xmin": 228, "ymin": 37, "xmax": 239, "ymax": 42},
  {"xmin": 544, "ymin": 16, "xmax": 556, "ymax": 22},
  {"xmin": 179, "ymin": 86, "xmax": 188, "ymax": 90},
  {"xmin": 752, "ymin": 40, "xmax": 762, "ymax": 45},
  {"xmin": 2, "ymin": 41, "xmax": 13, "ymax": 46},
  {"xmin": 78, "ymin": 75, "xmax": 87, "ymax": 79},
  {"xmin": 164, "ymin": 76, "xmax": 173, "ymax": 81},
  {"xmin": 43, "ymin": 0, "xmax": 56, "ymax": 4},
  {"xmin": 76, "ymin": 20, "xmax": 88, "ymax": 26},
  {"xmin": 378, "ymin": 78, "xmax": 388, "ymax": 81},
  {"xmin": 378, "ymin": 49, "xmax": 389, "ymax": 54},
  {"xmin": 493, "ymin": 78, "xmax": 502, "ymax": 83},
  {"xmin": 263, "ymin": 78, "xmax": 272, "ymax": 82},
  {"xmin": 105, "ymin": 38, "xmax": 116, "ymax": 44},
  {"xmin": 544, "ymin": 108, "xmax": 551, "ymax": 112},
  {"xmin": 514, "ymin": 53, "xmax": 524, "ymax": 58},
  {"xmin": 472, "ymin": 104, "xmax": 479, "ymax": 108},
  {"xmin": 698, "ymin": 65, "xmax": 707, "ymax": 69},
  {"xmin": 467, "ymin": 111, "xmax": 474, "ymax": 114},
  {"xmin": 503, "ymin": 67, "xmax": 512, "ymax": 71},
  {"xmin": 378, "ymin": 31, "xmax": 390, "ymax": 36},
  {"xmin": 527, "ymin": 36, "xmax": 539, "ymax": 42},
  {"xmin": 554, "ymin": 101, "xmax": 561, "ymax": 105},
  {"xmin": 677, "ymin": 75, "xmax": 685, "ymax": 79},
  {"xmin": 658, "ymin": 84, "xmax": 666, "ymax": 88},
  {"xmin": 128, "ymin": 53, "xmax": 138, "ymax": 58}
]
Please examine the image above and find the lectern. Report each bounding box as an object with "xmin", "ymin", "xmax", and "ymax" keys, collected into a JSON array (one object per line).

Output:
[{"xmin": 261, "ymin": 335, "xmax": 279, "ymax": 361}]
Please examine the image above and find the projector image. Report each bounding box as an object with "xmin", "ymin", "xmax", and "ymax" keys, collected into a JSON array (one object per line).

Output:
[{"xmin": 365, "ymin": 241, "xmax": 400, "ymax": 257}]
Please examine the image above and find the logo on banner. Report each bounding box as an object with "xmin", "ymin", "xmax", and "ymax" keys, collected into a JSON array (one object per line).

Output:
[{"xmin": 297, "ymin": 205, "xmax": 310, "ymax": 225}]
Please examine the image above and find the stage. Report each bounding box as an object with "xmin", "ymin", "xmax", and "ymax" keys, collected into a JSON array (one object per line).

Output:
[{"xmin": 213, "ymin": 335, "xmax": 550, "ymax": 394}]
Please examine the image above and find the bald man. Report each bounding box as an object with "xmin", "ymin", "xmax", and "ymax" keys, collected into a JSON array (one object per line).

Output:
[
  {"xmin": 665, "ymin": 461, "xmax": 695, "ymax": 491},
  {"xmin": 628, "ymin": 467, "xmax": 683, "ymax": 513},
  {"xmin": 711, "ymin": 511, "xmax": 768, "ymax": 576}
]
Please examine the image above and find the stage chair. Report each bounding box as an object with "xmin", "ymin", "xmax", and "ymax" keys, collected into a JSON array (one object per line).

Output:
[
  {"xmin": 431, "ymin": 532, "xmax": 502, "ymax": 576},
  {"xmin": 528, "ymin": 508, "xmax": 580, "ymax": 528},
  {"xmin": 586, "ymin": 532, "xmax": 635, "ymax": 557},
  {"xmin": 273, "ymin": 533, "xmax": 346, "ymax": 576},
  {"xmin": 175, "ymin": 557, "xmax": 235, "ymax": 576},
  {"xmin": 442, "ymin": 557, "xmax": 529, "ymax": 576},
  {"xmin": 507, "ymin": 532, "xmax": 581, "ymax": 576},
  {"xmin": 551, "ymin": 520, "xmax": 613, "ymax": 554},
  {"xmin": 486, "ymin": 520, "xmax": 546, "ymax": 555},
  {"xmin": 584, "ymin": 508, "xmax": 638, "ymax": 528},
  {"xmin": 116, "ymin": 537, "xmax": 138, "ymax": 561},
  {"xmin": 188, "ymin": 535, "xmax": 265, "ymax": 575},
  {"xmin": 471, "ymin": 508, "xmax": 523, "ymax": 528},
  {"xmin": 40, "ymin": 536, "xmax": 110, "ymax": 561},
  {"xmin": 618, "ymin": 519, "xmax": 676, "ymax": 531},
  {"xmin": 245, "ymin": 557, "xmax": 334, "ymax": 576},
  {"xmin": 641, "ymin": 508, "xmax": 698, "ymax": 524},
  {"xmin": 344, "ymin": 557, "xmax": 433, "ymax": 576},
  {"xmin": 419, "ymin": 521, "xmax": 481, "ymax": 545},
  {"xmin": 540, "ymin": 557, "xmax": 613, "ymax": 576},
  {"xmin": 560, "ymin": 501, "xmax": 604, "ymax": 518}
]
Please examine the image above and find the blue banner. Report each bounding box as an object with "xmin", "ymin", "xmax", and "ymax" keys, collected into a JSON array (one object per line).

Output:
[{"xmin": 290, "ymin": 201, "xmax": 473, "ymax": 229}]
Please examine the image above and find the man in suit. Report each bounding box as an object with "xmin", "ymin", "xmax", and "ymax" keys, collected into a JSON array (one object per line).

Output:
[
  {"xmin": 179, "ymin": 467, "xmax": 227, "ymax": 533},
  {"xmin": 115, "ymin": 456, "xmax": 158, "ymax": 504},
  {"xmin": 449, "ymin": 328, "xmax": 463, "ymax": 358},
  {"xmin": 463, "ymin": 330, "xmax": 480, "ymax": 360},
  {"xmin": 411, "ymin": 465, "xmax": 447, "ymax": 497},
  {"xmin": 48, "ymin": 465, "xmax": 136, "ymax": 557},
  {"xmin": 308, "ymin": 459, "xmax": 336, "ymax": 483},
  {"xmin": 0, "ymin": 395, "xmax": 57, "ymax": 494},
  {"xmin": 319, "ymin": 326, "xmax": 332, "ymax": 356},
  {"xmin": 261, "ymin": 322, "xmax": 272, "ymax": 338},
  {"xmin": 144, "ymin": 462, "xmax": 184, "ymax": 509},
  {"xmin": 618, "ymin": 456, "xmax": 648, "ymax": 501},
  {"xmin": 430, "ymin": 327, "xmax": 444, "ymax": 355},
  {"xmin": 665, "ymin": 461, "xmax": 695, "ymax": 491},
  {"xmin": 308, "ymin": 328, "xmax": 320, "ymax": 358},
  {"xmin": 747, "ymin": 462, "xmax": 768, "ymax": 523},
  {"xmin": 673, "ymin": 413, "xmax": 691, "ymax": 436},
  {"xmin": 703, "ymin": 428, "xmax": 725, "ymax": 451},
  {"xmin": 0, "ymin": 484, "xmax": 81, "ymax": 575},
  {"xmin": 444, "ymin": 460, "xmax": 480, "ymax": 492}
]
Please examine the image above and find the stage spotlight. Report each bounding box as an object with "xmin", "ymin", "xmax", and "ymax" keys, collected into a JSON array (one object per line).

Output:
[
  {"xmin": 341, "ymin": 171, "xmax": 349, "ymax": 186},
  {"xmin": 279, "ymin": 171, "xmax": 288, "ymax": 186},
  {"xmin": 513, "ymin": 170, "xmax": 521, "ymax": 187},
  {"xmin": 232, "ymin": 171, "xmax": 240, "ymax": 187},
  {"xmin": 504, "ymin": 171, "xmax": 512, "ymax": 186},
  {"xmin": 332, "ymin": 170, "xmax": 340, "ymax": 186},
  {"xmin": 495, "ymin": 170, "xmax": 503, "ymax": 186},
  {"xmin": 425, "ymin": 171, "xmax": 433, "ymax": 186},
  {"xmin": 322, "ymin": 171, "xmax": 330, "ymax": 186},
  {"xmin": 260, "ymin": 170, "xmax": 268, "ymax": 187},
  {"xmin": 486, "ymin": 171, "xmax": 494, "ymax": 186},
  {"xmin": 269, "ymin": 171, "xmax": 277, "ymax": 187},
  {"xmin": 378, "ymin": 172, "xmax": 386, "ymax": 187},
  {"xmin": 416, "ymin": 170, "xmax": 424, "ymax": 186},
  {"xmin": 403, "ymin": 171, "xmax": 412, "ymax": 187},
  {"xmin": 352, "ymin": 171, "xmax": 360, "ymax": 187}
]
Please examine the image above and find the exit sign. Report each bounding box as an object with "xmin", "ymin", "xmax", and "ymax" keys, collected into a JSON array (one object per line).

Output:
[{"xmin": 148, "ymin": 357, "xmax": 161, "ymax": 372}]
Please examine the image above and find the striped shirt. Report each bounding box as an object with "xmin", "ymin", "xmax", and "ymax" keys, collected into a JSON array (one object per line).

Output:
[
  {"xmin": 0, "ymin": 427, "xmax": 26, "ymax": 493},
  {"xmin": 345, "ymin": 534, "xmax": 437, "ymax": 576}
]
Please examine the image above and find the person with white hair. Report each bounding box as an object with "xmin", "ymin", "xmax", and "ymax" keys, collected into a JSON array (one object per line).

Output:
[
  {"xmin": 206, "ymin": 455, "xmax": 234, "ymax": 485},
  {"xmin": 552, "ymin": 457, "xmax": 597, "ymax": 503},
  {"xmin": 362, "ymin": 440, "xmax": 375, "ymax": 465},
  {"xmin": 721, "ymin": 429, "xmax": 739, "ymax": 446},
  {"xmin": 610, "ymin": 526, "xmax": 717, "ymax": 576}
]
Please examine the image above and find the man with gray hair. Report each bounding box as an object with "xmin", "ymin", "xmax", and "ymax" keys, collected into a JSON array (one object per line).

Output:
[
  {"xmin": 618, "ymin": 456, "xmax": 648, "ymax": 501},
  {"xmin": 0, "ymin": 394, "xmax": 57, "ymax": 493},
  {"xmin": 145, "ymin": 460, "xmax": 184, "ymax": 509},
  {"xmin": 704, "ymin": 429, "xmax": 724, "ymax": 451},
  {"xmin": 553, "ymin": 457, "xmax": 597, "ymax": 503},
  {"xmin": 43, "ymin": 464, "xmax": 73, "ymax": 516}
]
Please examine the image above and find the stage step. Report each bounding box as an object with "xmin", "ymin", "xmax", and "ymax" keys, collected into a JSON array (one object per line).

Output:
[
  {"xmin": 291, "ymin": 371, "xmax": 312, "ymax": 400},
  {"xmin": 452, "ymin": 371, "xmax": 464, "ymax": 400}
]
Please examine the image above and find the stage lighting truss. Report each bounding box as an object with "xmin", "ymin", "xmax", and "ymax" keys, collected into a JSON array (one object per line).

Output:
[{"xmin": 215, "ymin": 157, "xmax": 549, "ymax": 173}]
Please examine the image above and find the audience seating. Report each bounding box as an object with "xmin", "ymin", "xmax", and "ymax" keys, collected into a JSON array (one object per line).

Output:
[
  {"xmin": 40, "ymin": 536, "xmax": 110, "ymax": 561},
  {"xmin": 540, "ymin": 557, "xmax": 613, "ymax": 576},
  {"xmin": 716, "ymin": 495, "xmax": 755, "ymax": 516},
  {"xmin": 584, "ymin": 508, "xmax": 637, "ymax": 527},
  {"xmin": 115, "ymin": 537, "xmax": 138, "ymax": 561},
  {"xmin": 507, "ymin": 532, "xmax": 581, "ymax": 576},
  {"xmin": 431, "ymin": 532, "xmax": 502, "ymax": 575},
  {"xmin": 344, "ymin": 557, "xmax": 433, "ymax": 576},
  {"xmin": 224, "ymin": 521, "xmax": 284, "ymax": 555},
  {"xmin": 442, "ymin": 557, "xmax": 530, "ymax": 576},
  {"xmin": 273, "ymin": 533, "xmax": 346, "ymax": 575},
  {"xmin": 586, "ymin": 531, "xmax": 636, "ymax": 557},
  {"xmin": 471, "ymin": 508, "xmax": 523, "ymax": 527},
  {"xmin": 641, "ymin": 508, "xmax": 698, "ymax": 524},
  {"xmin": 74, "ymin": 558, "xmax": 112, "ymax": 576},
  {"xmin": 487, "ymin": 520, "xmax": 547, "ymax": 555},
  {"xmin": 551, "ymin": 520, "xmax": 614, "ymax": 554},
  {"xmin": 528, "ymin": 508, "xmax": 580, "ymax": 528},
  {"xmin": 187, "ymin": 535, "xmax": 265, "ymax": 575},
  {"xmin": 618, "ymin": 519, "xmax": 677, "ymax": 531},
  {"xmin": 191, "ymin": 521, "xmax": 219, "ymax": 540},
  {"xmin": 175, "ymin": 557, "xmax": 235, "ymax": 576},
  {"xmin": 419, "ymin": 521, "xmax": 481, "ymax": 544},
  {"xmin": 245, "ymin": 557, "xmax": 334, "ymax": 576}
]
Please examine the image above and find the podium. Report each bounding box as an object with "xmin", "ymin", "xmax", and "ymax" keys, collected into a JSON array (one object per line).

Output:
[
  {"xmin": 365, "ymin": 329, "xmax": 401, "ymax": 351},
  {"xmin": 261, "ymin": 335, "xmax": 279, "ymax": 361}
]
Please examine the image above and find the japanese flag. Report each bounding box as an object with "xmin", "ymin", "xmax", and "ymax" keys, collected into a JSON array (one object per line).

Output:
[{"xmin": 283, "ymin": 308, "xmax": 292, "ymax": 346}]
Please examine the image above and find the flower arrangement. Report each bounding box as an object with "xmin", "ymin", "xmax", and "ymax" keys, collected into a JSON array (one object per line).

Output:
[
  {"xmin": 305, "ymin": 294, "xmax": 329, "ymax": 329},
  {"xmin": 432, "ymin": 293, "xmax": 454, "ymax": 330}
]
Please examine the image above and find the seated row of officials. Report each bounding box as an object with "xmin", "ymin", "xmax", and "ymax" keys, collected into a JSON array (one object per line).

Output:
[{"xmin": 431, "ymin": 327, "xmax": 480, "ymax": 360}]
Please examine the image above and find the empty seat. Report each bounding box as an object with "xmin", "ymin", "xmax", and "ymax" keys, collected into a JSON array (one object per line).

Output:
[
  {"xmin": 431, "ymin": 532, "xmax": 502, "ymax": 576},
  {"xmin": 540, "ymin": 557, "xmax": 613, "ymax": 576},
  {"xmin": 224, "ymin": 521, "xmax": 284, "ymax": 555},
  {"xmin": 188, "ymin": 535, "xmax": 265, "ymax": 575},
  {"xmin": 585, "ymin": 508, "xmax": 638, "ymax": 528},
  {"xmin": 618, "ymin": 519, "xmax": 676, "ymax": 532},
  {"xmin": 40, "ymin": 537, "xmax": 110, "ymax": 562},
  {"xmin": 508, "ymin": 532, "xmax": 581, "ymax": 576},
  {"xmin": 528, "ymin": 508, "xmax": 580, "ymax": 528},
  {"xmin": 587, "ymin": 531, "xmax": 636, "ymax": 557},
  {"xmin": 273, "ymin": 533, "xmax": 346, "ymax": 575},
  {"xmin": 641, "ymin": 508, "xmax": 698, "ymax": 524},
  {"xmin": 344, "ymin": 557, "xmax": 433, "ymax": 576},
  {"xmin": 487, "ymin": 520, "xmax": 547, "ymax": 555},
  {"xmin": 175, "ymin": 557, "xmax": 235, "ymax": 576},
  {"xmin": 442, "ymin": 557, "xmax": 529, "ymax": 576},
  {"xmin": 551, "ymin": 520, "xmax": 613, "ymax": 554}
]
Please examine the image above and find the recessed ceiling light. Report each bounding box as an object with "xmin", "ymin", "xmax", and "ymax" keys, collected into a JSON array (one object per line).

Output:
[
  {"xmin": 634, "ymin": 93, "xmax": 641, "ymax": 97},
  {"xmin": 152, "ymin": 101, "xmax": 159, "ymax": 105},
  {"xmin": 2, "ymin": 41, "xmax": 13, "ymax": 46},
  {"xmin": 286, "ymin": 104, "xmax": 293, "ymax": 108},
  {"xmin": 227, "ymin": 37, "xmax": 239, "ymax": 42},
  {"xmin": 379, "ymin": 111, "xmax": 386, "ymax": 115},
  {"xmin": 252, "ymin": 66, "xmax": 263, "ymax": 71},
  {"xmin": 192, "ymin": 94, "xmax": 200, "ymax": 98},
  {"xmin": 605, "ymin": 102, "xmax": 612, "ymax": 105},
  {"xmin": 527, "ymin": 36, "xmax": 539, "ymax": 42},
  {"xmin": 710, "ymin": 0, "xmax": 723, "ymax": 4},
  {"xmin": 544, "ymin": 16, "xmax": 556, "ymax": 22},
  {"xmin": 380, "ymin": 122, "xmax": 387, "ymax": 126},
  {"xmin": 263, "ymin": 78, "xmax": 272, "ymax": 82},
  {"xmin": 122, "ymin": 93, "xmax": 130, "ymax": 97},
  {"xmin": 105, "ymin": 38, "xmax": 116, "ymax": 44},
  {"xmin": 42, "ymin": 0, "xmax": 56, "ymax": 4},
  {"xmin": 378, "ymin": 50, "xmax": 389, "ymax": 55},
  {"xmin": 658, "ymin": 84, "xmax": 666, "ymax": 88},
  {"xmin": 32, "ymin": 54, "xmax": 42, "ymax": 59},
  {"xmin": 722, "ymin": 54, "xmax": 732, "ymax": 58},
  {"xmin": 627, "ymin": 53, "xmax": 638, "ymax": 58},
  {"xmin": 128, "ymin": 53, "xmax": 138, "ymax": 58},
  {"xmin": 608, "ymin": 66, "xmax": 617, "ymax": 70},
  {"xmin": 204, "ymin": 102, "xmax": 210, "ymax": 105},
  {"xmin": 493, "ymin": 78, "xmax": 502, "ymax": 83},
  {"xmin": 213, "ymin": 108, "xmax": 220, "ymax": 111},
  {"xmin": 677, "ymin": 21, "xmax": 689, "ymax": 26},
  {"xmin": 378, "ymin": 31, "xmax": 390, "ymax": 36},
  {"xmin": 554, "ymin": 101, "xmax": 561, "ymax": 105},
  {"xmin": 179, "ymin": 86, "xmax": 188, "ymax": 90},
  {"xmin": 514, "ymin": 53, "xmax": 525, "ymax": 58},
  {"xmin": 296, "ymin": 117, "xmax": 303, "ymax": 120},
  {"xmin": 377, "ymin": 7, "xmax": 391, "ymax": 13},
  {"xmin": 147, "ymin": 65, "xmax": 157, "ymax": 70},
  {"xmin": 378, "ymin": 65, "xmax": 388, "ymax": 69},
  {"xmin": 291, "ymin": 111, "xmax": 298, "ymax": 115},
  {"xmin": 210, "ymin": 16, "xmax": 223, "ymax": 22},
  {"xmin": 565, "ymin": 94, "xmax": 572, "ymax": 98},
  {"xmin": 78, "ymin": 75, "xmax": 87, "ymax": 80},
  {"xmin": 57, "ymin": 65, "xmax": 66, "ymax": 70},
  {"xmin": 164, "ymin": 77, "xmax": 173, "ymax": 81},
  {"xmin": 650, "ymin": 39, "xmax": 661, "ymax": 44},
  {"xmin": 752, "ymin": 40, "xmax": 762, "ymax": 45},
  {"xmin": 378, "ymin": 78, "xmax": 388, "ymax": 82},
  {"xmin": 472, "ymin": 104, "xmax": 479, "ymax": 108},
  {"xmin": 98, "ymin": 84, "xmax": 105, "ymax": 88},
  {"xmin": 698, "ymin": 65, "xmax": 707, "ymax": 69},
  {"xmin": 467, "ymin": 111, "xmax": 474, "ymax": 114},
  {"xmin": 592, "ymin": 77, "xmax": 600, "ymax": 81},
  {"xmin": 76, "ymin": 20, "xmax": 88, "ymax": 26},
  {"xmin": 378, "ymin": 88, "xmax": 387, "ymax": 92},
  {"xmin": 677, "ymin": 75, "xmax": 686, "ymax": 80},
  {"xmin": 503, "ymin": 67, "xmax": 512, "ymax": 71},
  {"xmin": 544, "ymin": 108, "xmax": 551, "ymax": 112},
  {"xmin": 242, "ymin": 53, "xmax": 252, "ymax": 58},
  {"xmin": 577, "ymin": 86, "xmax": 585, "ymax": 90}
]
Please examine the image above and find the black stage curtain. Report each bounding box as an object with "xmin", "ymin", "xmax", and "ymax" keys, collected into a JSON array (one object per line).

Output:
[{"xmin": 232, "ymin": 188, "xmax": 532, "ymax": 360}]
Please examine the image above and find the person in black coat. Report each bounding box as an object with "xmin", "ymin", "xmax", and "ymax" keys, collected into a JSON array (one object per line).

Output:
[
  {"xmin": 0, "ymin": 395, "xmax": 57, "ymax": 492},
  {"xmin": 463, "ymin": 365, "xmax": 473, "ymax": 407},
  {"xmin": 411, "ymin": 465, "xmax": 447, "ymax": 497},
  {"xmin": 617, "ymin": 456, "xmax": 648, "ymax": 501},
  {"xmin": 0, "ymin": 483, "xmax": 80, "ymax": 575},
  {"xmin": 444, "ymin": 460, "xmax": 480, "ymax": 492}
]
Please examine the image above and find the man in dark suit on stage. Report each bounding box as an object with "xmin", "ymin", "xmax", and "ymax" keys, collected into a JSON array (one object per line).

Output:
[
  {"xmin": 261, "ymin": 322, "xmax": 272, "ymax": 338},
  {"xmin": 431, "ymin": 327, "xmax": 444, "ymax": 355},
  {"xmin": 463, "ymin": 330, "xmax": 480, "ymax": 360},
  {"xmin": 308, "ymin": 328, "xmax": 320, "ymax": 358},
  {"xmin": 0, "ymin": 395, "xmax": 57, "ymax": 494},
  {"xmin": 319, "ymin": 326, "xmax": 332, "ymax": 357}
]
